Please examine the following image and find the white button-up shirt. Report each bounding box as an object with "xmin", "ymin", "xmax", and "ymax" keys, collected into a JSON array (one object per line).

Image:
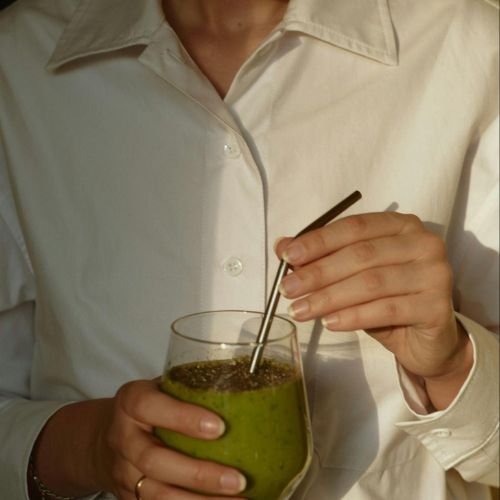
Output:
[{"xmin": 0, "ymin": 1, "xmax": 498, "ymax": 499}]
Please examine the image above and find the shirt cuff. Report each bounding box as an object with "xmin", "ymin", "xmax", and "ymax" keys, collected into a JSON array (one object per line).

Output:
[
  {"xmin": 0, "ymin": 399, "xmax": 73, "ymax": 499},
  {"xmin": 395, "ymin": 312, "xmax": 499, "ymax": 471}
]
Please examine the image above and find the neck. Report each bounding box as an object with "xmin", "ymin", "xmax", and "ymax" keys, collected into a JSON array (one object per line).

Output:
[{"xmin": 163, "ymin": 0, "xmax": 289, "ymax": 34}]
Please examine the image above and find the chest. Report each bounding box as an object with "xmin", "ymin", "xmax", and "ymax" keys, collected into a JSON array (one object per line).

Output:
[{"xmin": 3, "ymin": 31, "xmax": 478, "ymax": 357}]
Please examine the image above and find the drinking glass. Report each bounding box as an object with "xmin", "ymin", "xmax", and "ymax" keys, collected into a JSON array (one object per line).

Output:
[{"xmin": 155, "ymin": 310, "xmax": 312, "ymax": 499}]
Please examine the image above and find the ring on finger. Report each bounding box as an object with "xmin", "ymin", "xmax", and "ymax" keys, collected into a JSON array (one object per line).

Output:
[{"xmin": 134, "ymin": 475, "xmax": 147, "ymax": 500}]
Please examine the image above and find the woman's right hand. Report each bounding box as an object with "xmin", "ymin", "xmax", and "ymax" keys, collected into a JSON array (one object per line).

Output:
[
  {"xmin": 94, "ymin": 378, "xmax": 247, "ymax": 499},
  {"xmin": 30, "ymin": 379, "xmax": 246, "ymax": 500}
]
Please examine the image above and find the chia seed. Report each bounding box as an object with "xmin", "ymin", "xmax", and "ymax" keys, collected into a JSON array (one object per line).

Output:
[{"xmin": 168, "ymin": 356, "xmax": 298, "ymax": 392}]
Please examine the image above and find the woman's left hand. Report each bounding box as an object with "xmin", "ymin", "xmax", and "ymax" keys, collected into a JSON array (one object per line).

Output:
[{"xmin": 276, "ymin": 212, "xmax": 473, "ymax": 410}]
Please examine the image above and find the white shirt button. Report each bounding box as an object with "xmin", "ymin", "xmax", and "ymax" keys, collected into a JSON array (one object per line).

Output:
[
  {"xmin": 223, "ymin": 141, "xmax": 241, "ymax": 159},
  {"xmin": 223, "ymin": 257, "xmax": 244, "ymax": 277},
  {"xmin": 430, "ymin": 428, "xmax": 452, "ymax": 438}
]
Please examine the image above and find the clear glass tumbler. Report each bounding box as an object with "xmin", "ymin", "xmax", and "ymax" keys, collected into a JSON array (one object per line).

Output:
[{"xmin": 155, "ymin": 310, "xmax": 312, "ymax": 500}]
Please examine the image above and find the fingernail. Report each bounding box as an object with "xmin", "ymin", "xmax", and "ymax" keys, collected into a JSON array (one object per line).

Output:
[
  {"xmin": 279, "ymin": 274, "xmax": 301, "ymax": 296},
  {"xmin": 273, "ymin": 236, "xmax": 287, "ymax": 254},
  {"xmin": 283, "ymin": 243, "xmax": 304, "ymax": 264},
  {"xmin": 220, "ymin": 471, "xmax": 246, "ymax": 493},
  {"xmin": 322, "ymin": 315, "xmax": 340, "ymax": 329},
  {"xmin": 199, "ymin": 416, "xmax": 225, "ymax": 437},
  {"xmin": 288, "ymin": 300, "xmax": 310, "ymax": 319}
]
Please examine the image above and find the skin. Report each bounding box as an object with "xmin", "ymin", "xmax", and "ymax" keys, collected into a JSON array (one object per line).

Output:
[
  {"xmin": 30, "ymin": 383, "xmax": 246, "ymax": 499},
  {"xmin": 162, "ymin": 0, "xmax": 288, "ymax": 98},
  {"xmin": 276, "ymin": 212, "xmax": 474, "ymax": 411},
  {"xmin": 28, "ymin": 2, "xmax": 474, "ymax": 499}
]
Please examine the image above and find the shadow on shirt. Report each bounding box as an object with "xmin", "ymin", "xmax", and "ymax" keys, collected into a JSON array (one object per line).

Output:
[{"xmin": 296, "ymin": 319, "xmax": 380, "ymax": 498}]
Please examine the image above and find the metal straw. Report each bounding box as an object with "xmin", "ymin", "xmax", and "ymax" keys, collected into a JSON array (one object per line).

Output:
[{"xmin": 249, "ymin": 190, "xmax": 362, "ymax": 374}]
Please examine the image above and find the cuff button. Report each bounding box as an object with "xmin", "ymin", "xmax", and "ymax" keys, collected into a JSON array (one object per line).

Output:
[{"xmin": 430, "ymin": 428, "xmax": 452, "ymax": 438}]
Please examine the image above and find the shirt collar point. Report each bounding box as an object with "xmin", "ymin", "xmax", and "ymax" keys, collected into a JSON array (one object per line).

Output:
[
  {"xmin": 289, "ymin": 0, "xmax": 401, "ymax": 63},
  {"xmin": 46, "ymin": 48, "xmax": 70, "ymax": 71},
  {"xmin": 46, "ymin": 37, "xmax": 151, "ymax": 71},
  {"xmin": 381, "ymin": 49, "xmax": 399, "ymax": 67},
  {"xmin": 46, "ymin": 0, "xmax": 164, "ymax": 70}
]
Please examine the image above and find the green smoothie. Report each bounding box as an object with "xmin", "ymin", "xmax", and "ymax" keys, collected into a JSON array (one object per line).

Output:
[{"xmin": 155, "ymin": 356, "xmax": 310, "ymax": 499}]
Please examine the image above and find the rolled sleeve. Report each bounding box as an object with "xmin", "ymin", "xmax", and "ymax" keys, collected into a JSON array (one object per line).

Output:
[
  {"xmin": 396, "ymin": 313, "xmax": 499, "ymax": 486},
  {"xmin": 0, "ymin": 400, "xmax": 74, "ymax": 499}
]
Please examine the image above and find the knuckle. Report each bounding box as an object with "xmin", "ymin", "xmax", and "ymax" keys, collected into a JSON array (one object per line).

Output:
[
  {"xmin": 363, "ymin": 270, "xmax": 385, "ymax": 291},
  {"xmin": 137, "ymin": 447, "xmax": 158, "ymax": 476},
  {"xmin": 347, "ymin": 307, "xmax": 361, "ymax": 327},
  {"xmin": 422, "ymin": 232, "xmax": 447, "ymax": 258},
  {"xmin": 118, "ymin": 380, "xmax": 138, "ymax": 398},
  {"xmin": 116, "ymin": 382, "xmax": 143, "ymax": 418},
  {"xmin": 173, "ymin": 405, "xmax": 196, "ymax": 429},
  {"xmin": 115, "ymin": 382, "xmax": 134, "ymax": 407},
  {"xmin": 306, "ymin": 263, "xmax": 324, "ymax": 283},
  {"xmin": 402, "ymin": 213, "xmax": 424, "ymax": 231},
  {"xmin": 433, "ymin": 261, "xmax": 453, "ymax": 289},
  {"xmin": 353, "ymin": 241, "xmax": 377, "ymax": 263},
  {"xmin": 129, "ymin": 393, "xmax": 153, "ymax": 422},
  {"xmin": 384, "ymin": 301, "xmax": 400, "ymax": 320},
  {"xmin": 343, "ymin": 215, "xmax": 367, "ymax": 237},
  {"xmin": 309, "ymin": 230, "xmax": 329, "ymax": 255},
  {"xmin": 191, "ymin": 463, "xmax": 208, "ymax": 488},
  {"xmin": 434, "ymin": 238, "xmax": 448, "ymax": 260}
]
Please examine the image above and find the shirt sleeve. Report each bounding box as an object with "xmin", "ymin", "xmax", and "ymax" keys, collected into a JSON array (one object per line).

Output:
[
  {"xmin": 0, "ymin": 143, "xmax": 71, "ymax": 499},
  {"xmin": 395, "ymin": 117, "xmax": 499, "ymax": 486},
  {"xmin": 396, "ymin": 314, "xmax": 499, "ymax": 486}
]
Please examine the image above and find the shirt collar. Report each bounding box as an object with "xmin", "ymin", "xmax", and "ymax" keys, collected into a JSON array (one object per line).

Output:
[
  {"xmin": 47, "ymin": 0, "xmax": 398, "ymax": 70},
  {"xmin": 284, "ymin": 0, "xmax": 398, "ymax": 65},
  {"xmin": 47, "ymin": 0, "xmax": 165, "ymax": 69}
]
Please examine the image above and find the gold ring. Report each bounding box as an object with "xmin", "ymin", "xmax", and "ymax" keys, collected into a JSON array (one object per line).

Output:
[{"xmin": 134, "ymin": 475, "xmax": 147, "ymax": 500}]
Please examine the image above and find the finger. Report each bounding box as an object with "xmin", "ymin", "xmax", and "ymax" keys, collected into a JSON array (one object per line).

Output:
[
  {"xmin": 280, "ymin": 232, "xmax": 444, "ymax": 298},
  {"xmin": 121, "ymin": 428, "xmax": 246, "ymax": 496},
  {"xmin": 109, "ymin": 455, "xmax": 144, "ymax": 499},
  {"xmin": 116, "ymin": 380, "xmax": 225, "ymax": 439},
  {"xmin": 287, "ymin": 261, "xmax": 452, "ymax": 321},
  {"xmin": 136, "ymin": 474, "xmax": 246, "ymax": 500},
  {"xmin": 280, "ymin": 212, "xmax": 425, "ymax": 266},
  {"xmin": 320, "ymin": 292, "xmax": 453, "ymax": 333},
  {"xmin": 274, "ymin": 236, "xmax": 293, "ymax": 258}
]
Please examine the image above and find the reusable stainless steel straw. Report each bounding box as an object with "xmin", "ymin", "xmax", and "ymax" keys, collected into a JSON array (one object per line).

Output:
[{"xmin": 249, "ymin": 190, "xmax": 362, "ymax": 374}]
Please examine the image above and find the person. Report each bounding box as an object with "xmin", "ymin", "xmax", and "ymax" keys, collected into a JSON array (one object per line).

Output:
[{"xmin": 0, "ymin": 0, "xmax": 498, "ymax": 498}]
